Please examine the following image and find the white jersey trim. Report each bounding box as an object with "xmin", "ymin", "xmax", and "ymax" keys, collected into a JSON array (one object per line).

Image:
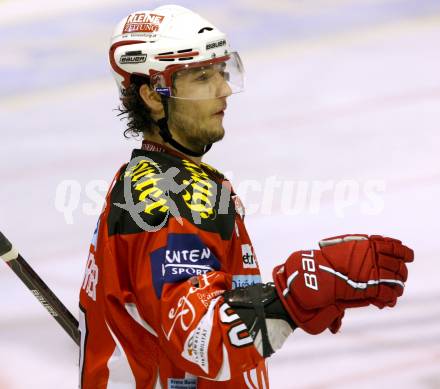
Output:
[
  {"xmin": 125, "ymin": 302, "xmax": 158, "ymax": 337},
  {"xmin": 105, "ymin": 321, "xmax": 136, "ymax": 388}
]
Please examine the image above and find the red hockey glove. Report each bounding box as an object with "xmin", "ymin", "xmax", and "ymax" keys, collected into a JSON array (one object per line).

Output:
[{"xmin": 273, "ymin": 235, "xmax": 414, "ymax": 335}]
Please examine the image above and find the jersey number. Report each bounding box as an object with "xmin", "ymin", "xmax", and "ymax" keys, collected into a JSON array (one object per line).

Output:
[{"xmin": 220, "ymin": 303, "xmax": 253, "ymax": 348}]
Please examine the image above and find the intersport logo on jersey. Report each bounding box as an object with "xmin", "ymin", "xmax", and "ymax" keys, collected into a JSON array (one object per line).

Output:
[
  {"xmin": 123, "ymin": 13, "xmax": 165, "ymax": 34},
  {"xmin": 150, "ymin": 234, "xmax": 221, "ymax": 298},
  {"xmin": 164, "ymin": 246, "xmax": 213, "ymax": 275}
]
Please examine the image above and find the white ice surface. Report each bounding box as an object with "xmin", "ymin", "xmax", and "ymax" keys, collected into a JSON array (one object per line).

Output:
[{"xmin": 0, "ymin": 0, "xmax": 439, "ymax": 388}]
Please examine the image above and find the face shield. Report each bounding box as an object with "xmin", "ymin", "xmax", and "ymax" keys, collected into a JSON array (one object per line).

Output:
[{"xmin": 150, "ymin": 52, "xmax": 244, "ymax": 100}]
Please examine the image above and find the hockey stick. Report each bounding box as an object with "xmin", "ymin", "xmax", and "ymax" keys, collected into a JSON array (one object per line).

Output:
[{"xmin": 0, "ymin": 231, "xmax": 80, "ymax": 346}]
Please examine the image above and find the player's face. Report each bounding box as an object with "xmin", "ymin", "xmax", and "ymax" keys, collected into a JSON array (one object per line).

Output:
[{"xmin": 167, "ymin": 63, "xmax": 233, "ymax": 151}]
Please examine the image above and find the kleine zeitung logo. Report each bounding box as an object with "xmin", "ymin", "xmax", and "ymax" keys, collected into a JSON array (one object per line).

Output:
[{"xmin": 123, "ymin": 13, "xmax": 165, "ymax": 34}]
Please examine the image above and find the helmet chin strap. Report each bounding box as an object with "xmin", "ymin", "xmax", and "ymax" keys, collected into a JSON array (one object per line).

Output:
[
  {"xmin": 156, "ymin": 118, "xmax": 212, "ymax": 158},
  {"xmin": 155, "ymin": 95, "xmax": 212, "ymax": 158}
]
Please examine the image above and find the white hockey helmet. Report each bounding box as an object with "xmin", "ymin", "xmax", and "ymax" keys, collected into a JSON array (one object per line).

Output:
[{"xmin": 109, "ymin": 5, "xmax": 244, "ymax": 100}]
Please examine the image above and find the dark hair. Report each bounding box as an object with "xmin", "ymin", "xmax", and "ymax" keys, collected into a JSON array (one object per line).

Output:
[{"xmin": 117, "ymin": 75, "xmax": 156, "ymax": 138}]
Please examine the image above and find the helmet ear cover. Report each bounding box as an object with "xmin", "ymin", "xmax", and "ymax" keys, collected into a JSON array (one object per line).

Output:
[{"xmin": 109, "ymin": 40, "xmax": 147, "ymax": 92}]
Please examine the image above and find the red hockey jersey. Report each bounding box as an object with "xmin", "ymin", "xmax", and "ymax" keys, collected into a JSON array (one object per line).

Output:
[{"xmin": 79, "ymin": 141, "xmax": 269, "ymax": 388}]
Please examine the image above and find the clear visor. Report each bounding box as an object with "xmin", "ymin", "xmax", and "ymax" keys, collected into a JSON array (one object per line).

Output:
[{"xmin": 151, "ymin": 52, "xmax": 244, "ymax": 100}]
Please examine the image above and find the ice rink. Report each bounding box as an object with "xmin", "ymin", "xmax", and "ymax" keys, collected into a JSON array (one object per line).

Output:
[{"xmin": 0, "ymin": 0, "xmax": 439, "ymax": 388}]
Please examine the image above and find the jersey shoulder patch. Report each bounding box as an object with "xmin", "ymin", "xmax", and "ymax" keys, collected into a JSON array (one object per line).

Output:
[{"xmin": 107, "ymin": 151, "xmax": 235, "ymax": 240}]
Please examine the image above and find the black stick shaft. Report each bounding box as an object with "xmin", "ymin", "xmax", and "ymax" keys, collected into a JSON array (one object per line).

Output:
[{"xmin": 0, "ymin": 232, "xmax": 80, "ymax": 346}]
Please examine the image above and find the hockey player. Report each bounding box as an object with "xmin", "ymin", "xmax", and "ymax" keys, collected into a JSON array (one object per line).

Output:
[{"xmin": 79, "ymin": 5, "xmax": 414, "ymax": 388}]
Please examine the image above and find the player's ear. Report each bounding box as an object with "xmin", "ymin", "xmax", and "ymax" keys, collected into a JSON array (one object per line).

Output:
[{"xmin": 139, "ymin": 84, "xmax": 164, "ymax": 117}]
